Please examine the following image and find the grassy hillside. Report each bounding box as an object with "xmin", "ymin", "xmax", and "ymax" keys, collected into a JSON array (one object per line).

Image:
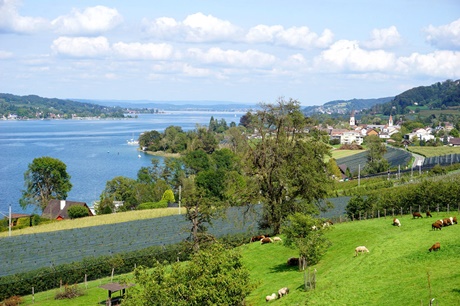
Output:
[
  {"xmin": 241, "ymin": 214, "xmax": 460, "ymax": 305},
  {"xmin": 12, "ymin": 213, "xmax": 460, "ymax": 305}
]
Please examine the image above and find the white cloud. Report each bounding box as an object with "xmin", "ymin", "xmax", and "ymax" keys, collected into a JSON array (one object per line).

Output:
[
  {"xmin": 0, "ymin": 50, "xmax": 13, "ymax": 59},
  {"xmin": 182, "ymin": 64, "xmax": 212, "ymax": 77},
  {"xmin": 143, "ymin": 12, "xmax": 241, "ymax": 42},
  {"xmin": 51, "ymin": 36, "xmax": 111, "ymax": 57},
  {"xmin": 246, "ymin": 25, "xmax": 333, "ymax": 49},
  {"xmin": 397, "ymin": 50, "xmax": 460, "ymax": 78},
  {"xmin": 113, "ymin": 42, "xmax": 173, "ymax": 60},
  {"xmin": 424, "ymin": 18, "xmax": 460, "ymax": 50},
  {"xmin": 52, "ymin": 5, "xmax": 123, "ymax": 35},
  {"xmin": 0, "ymin": 0, "xmax": 49, "ymax": 34},
  {"xmin": 187, "ymin": 47, "xmax": 277, "ymax": 68},
  {"xmin": 362, "ymin": 26, "xmax": 402, "ymax": 49},
  {"xmin": 316, "ymin": 40, "xmax": 396, "ymax": 72}
]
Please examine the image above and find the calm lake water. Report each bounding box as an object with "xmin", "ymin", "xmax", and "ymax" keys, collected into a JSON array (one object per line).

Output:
[{"xmin": 0, "ymin": 112, "xmax": 243, "ymax": 215}]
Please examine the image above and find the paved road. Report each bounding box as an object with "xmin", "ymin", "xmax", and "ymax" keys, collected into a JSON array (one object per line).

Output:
[{"xmin": 411, "ymin": 151, "xmax": 425, "ymax": 168}]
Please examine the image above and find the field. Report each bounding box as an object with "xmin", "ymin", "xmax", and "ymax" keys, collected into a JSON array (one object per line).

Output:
[
  {"xmin": 408, "ymin": 146, "xmax": 460, "ymax": 158},
  {"xmin": 15, "ymin": 213, "xmax": 460, "ymax": 305},
  {"xmin": 0, "ymin": 208, "xmax": 183, "ymax": 238}
]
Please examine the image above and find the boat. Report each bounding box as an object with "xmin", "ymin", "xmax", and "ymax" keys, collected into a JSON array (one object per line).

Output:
[{"xmin": 127, "ymin": 133, "xmax": 139, "ymax": 145}]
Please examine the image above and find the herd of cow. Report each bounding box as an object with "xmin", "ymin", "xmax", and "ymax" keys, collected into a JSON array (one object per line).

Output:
[{"xmin": 391, "ymin": 211, "xmax": 458, "ymax": 252}]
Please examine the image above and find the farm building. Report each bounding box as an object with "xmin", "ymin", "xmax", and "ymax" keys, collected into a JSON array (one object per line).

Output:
[{"xmin": 42, "ymin": 200, "xmax": 93, "ymax": 220}]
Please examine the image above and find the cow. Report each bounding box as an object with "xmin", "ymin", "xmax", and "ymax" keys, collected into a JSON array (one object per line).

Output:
[
  {"xmin": 251, "ymin": 235, "xmax": 265, "ymax": 242},
  {"xmin": 431, "ymin": 222, "xmax": 442, "ymax": 230},
  {"xmin": 392, "ymin": 218, "xmax": 401, "ymax": 227},
  {"xmin": 426, "ymin": 211, "xmax": 433, "ymax": 218},
  {"xmin": 287, "ymin": 257, "xmax": 299, "ymax": 266},
  {"xmin": 429, "ymin": 242, "xmax": 440, "ymax": 252},
  {"xmin": 412, "ymin": 212, "xmax": 423, "ymax": 219},
  {"xmin": 278, "ymin": 287, "xmax": 289, "ymax": 298},
  {"xmin": 260, "ymin": 237, "xmax": 274, "ymax": 244}
]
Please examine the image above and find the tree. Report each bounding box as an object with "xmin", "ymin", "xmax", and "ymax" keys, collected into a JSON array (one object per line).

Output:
[
  {"xmin": 20, "ymin": 156, "xmax": 72, "ymax": 212},
  {"xmin": 99, "ymin": 176, "xmax": 138, "ymax": 211},
  {"xmin": 123, "ymin": 243, "xmax": 252, "ymax": 306},
  {"xmin": 161, "ymin": 189, "xmax": 175, "ymax": 203},
  {"xmin": 364, "ymin": 135, "xmax": 390, "ymax": 174},
  {"xmin": 281, "ymin": 213, "xmax": 330, "ymax": 272},
  {"xmin": 243, "ymin": 98, "xmax": 333, "ymax": 233}
]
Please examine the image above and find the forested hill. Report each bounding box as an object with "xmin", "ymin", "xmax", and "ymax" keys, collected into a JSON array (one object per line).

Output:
[
  {"xmin": 370, "ymin": 79, "xmax": 460, "ymax": 115},
  {"xmin": 0, "ymin": 93, "xmax": 126, "ymax": 119},
  {"xmin": 303, "ymin": 97, "xmax": 393, "ymax": 115}
]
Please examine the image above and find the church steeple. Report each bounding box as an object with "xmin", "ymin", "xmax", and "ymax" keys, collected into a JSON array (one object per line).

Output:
[
  {"xmin": 389, "ymin": 114, "xmax": 393, "ymax": 127},
  {"xmin": 350, "ymin": 110, "xmax": 356, "ymax": 126}
]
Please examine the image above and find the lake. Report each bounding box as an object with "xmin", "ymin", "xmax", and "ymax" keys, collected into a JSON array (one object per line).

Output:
[{"xmin": 0, "ymin": 112, "xmax": 243, "ymax": 215}]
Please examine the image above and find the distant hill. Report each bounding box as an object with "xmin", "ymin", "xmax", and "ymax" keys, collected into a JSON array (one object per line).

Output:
[
  {"xmin": 369, "ymin": 79, "xmax": 460, "ymax": 115},
  {"xmin": 75, "ymin": 99, "xmax": 257, "ymax": 112},
  {"xmin": 0, "ymin": 93, "xmax": 125, "ymax": 119},
  {"xmin": 303, "ymin": 97, "xmax": 393, "ymax": 115}
]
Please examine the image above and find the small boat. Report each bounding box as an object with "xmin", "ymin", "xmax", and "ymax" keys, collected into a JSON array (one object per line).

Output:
[
  {"xmin": 127, "ymin": 133, "xmax": 139, "ymax": 145},
  {"xmin": 138, "ymin": 154, "xmax": 141, "ymax": 158}
]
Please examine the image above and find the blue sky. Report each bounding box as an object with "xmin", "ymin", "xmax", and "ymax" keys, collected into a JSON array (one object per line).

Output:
[{"xmin": 1, "ymin": 0, "xmax": 459, "ymax": 105}]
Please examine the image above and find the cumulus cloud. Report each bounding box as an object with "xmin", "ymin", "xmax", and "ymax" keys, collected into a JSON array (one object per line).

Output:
[
  {"xmin": 187, "ymin": 47, "xmax": 276, "ymax": 68},
  {"xmin": 51, "ymin": 36, "xmax": 111, "ymax": 57},
  {"xmin": 52, "ymin": 5, "xmax": 123, "ymax": 35},
  {"xmin": 0, "ymin": 0, "xmax": 49, "ymax": 34},
  {"xmin": 246, "ymin": 24, "xmax": 333, "ymax": 49},
  {"xmin": 143, "ymin": 12, "xmax": 241, "ymax": 42},
  {"xmin": 424, "ymin": 18, "xmax": 460, "ymax": 50},
  {"xmin": 316, "ymin": 40, "xmax": 396, "ymax": 72},
  {"xmin": 362, "ymin": 26, "xmax": 402, "ymax": 49},
  {"xmin": 113, "ymin": 42, "xmax": 174, "ymax": 60},
  {"xmin": 397, "ymin": 50, "xmax": 460, "ymax": 78}
]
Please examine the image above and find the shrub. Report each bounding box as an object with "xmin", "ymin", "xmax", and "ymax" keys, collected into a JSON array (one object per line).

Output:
[
  {"xmin": 137, "ymin": 200, "xmax": 168, "ymax": 210},
  {"xmin": 161, "ymin": 189, "xmax": 175, "ymax": 203},
  {"xmin": 54, "ymin": 284, "xmax": 84, "ymax": 300},
  {"xmin": 2, "ymin": 295, "xmax": 22, "ymax": 306},
  {"xmin": 68, "ymin": 206, "xmax": 90, "ymax": 219}
]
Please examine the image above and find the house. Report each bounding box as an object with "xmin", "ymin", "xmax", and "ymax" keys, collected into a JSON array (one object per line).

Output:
[
  {"xmin": 449, "ymin": 138, "xmax": 460, "ymax": 147},
  {"xmin": 42, "ymin": 200, "xmax": 93, "ymax": 220},
  {"xmin": 404, "ymin": 127, "xmax": 434, "ymax": 142},
  {"xmin": 341, "ymin": 131, "xmax": 364, "ymax": 145}
]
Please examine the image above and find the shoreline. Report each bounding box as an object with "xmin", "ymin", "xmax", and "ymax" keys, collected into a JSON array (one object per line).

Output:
[{"xmin": 143, "ymin": 150, "xmax": 182, "ymax": 158}]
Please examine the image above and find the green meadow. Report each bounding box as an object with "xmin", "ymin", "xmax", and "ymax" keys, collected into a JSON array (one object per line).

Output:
[{"xmin": 16, "ymin": 213, "xmax": 460, "ymax": 305}]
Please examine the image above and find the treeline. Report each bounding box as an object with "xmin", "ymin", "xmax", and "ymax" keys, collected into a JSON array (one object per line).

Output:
[
  {"xmin": 0, "ymin": 93, "xmax": 126, "ymax": 119},
  {"xmin": 370, "ymin": 79, "xmax": 460, "ymax": 115},
  {"xmin": 138, "ymin": 116, "xmax": 236, "ymax": 154}
]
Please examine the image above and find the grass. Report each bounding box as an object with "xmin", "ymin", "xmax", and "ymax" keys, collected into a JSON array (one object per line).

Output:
[
  {"xmin": 11, "ymin": 213, "xmax": 460, "ymax": 305},
  {"xmin": 0, "ymin": 208, "xmax": 182, "ymax": 237},
  {"xmin": 408, "ymin": 146, "xmax": 460, "ymax": 157}
]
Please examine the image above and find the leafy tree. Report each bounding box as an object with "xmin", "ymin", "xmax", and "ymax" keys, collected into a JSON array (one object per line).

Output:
[
  {"xmin": 67, "ymin": 205, "xmax": 90, "ymax": 219},
  {"xmin": 327, "ymin": 158, "xmax": 342, "ymax": 180},
  {"xmin": 281, "ymin": 213, "xmax": 330, "ymax": 270},
  {"xmin": 99, "ymin": 176, "xmax": 137, "ymax": 210},
  {"xmin": 161, "ymin": 189, "xmax": 175, "ymax": 203},
  {"xmin": 123, "ymin": 243, "xmax": 252, "ymax": 306},
  {"xmin": 449, "ymin": 128, "xmax": 459, "ymax": 138},
  {"xmin": 183, "ymin": 149, "xmax": 211, "ymax": 175},
  {"xmin": 243, "ymin": 98, "xmax": 333, "ymax": 233},
  {"xmin": 345, "ymin": 195, "xmax": 374, "ymax": 220},
  {"xmin": 363, "ymin": 135, "xmax": 390, "ymax": 174},
  {"xmin": 20, "ymin": 156, "xmax": 72, "ymax": 212},
  {"xmin": 138, "ymin": 130, "xmax": 162, "ymax": 151}
]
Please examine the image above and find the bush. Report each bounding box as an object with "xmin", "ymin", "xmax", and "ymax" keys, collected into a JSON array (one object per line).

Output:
[
  {"xmin": 54, "ymin": 284, "xmax": 84, "ymax": 300},
  {"xmin": 68, "ymin": 206, "xmax": 90, "ymax": 219},
  {"xmin": 2, "ymin": 295, "xmax": 22, "ymax": 306},
  {"xmin": 137, "ymin": 200, "xmax": 168, "ymax": 210}
]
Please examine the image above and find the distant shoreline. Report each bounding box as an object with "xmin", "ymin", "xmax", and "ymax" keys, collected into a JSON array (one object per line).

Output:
[{"xmin": 143, "ymin": 150, "xmax": 181, "ymax": 158}]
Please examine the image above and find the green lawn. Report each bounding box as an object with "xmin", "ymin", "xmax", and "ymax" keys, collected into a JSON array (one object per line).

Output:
[{"xmin": 15, "ymin": 213, "xmax": 460, "ymax": 305}]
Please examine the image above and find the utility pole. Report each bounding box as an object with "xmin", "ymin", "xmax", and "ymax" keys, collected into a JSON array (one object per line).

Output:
[{"xmin": 178, "ymin": 185, "xmax": 181, "ymax": 215}]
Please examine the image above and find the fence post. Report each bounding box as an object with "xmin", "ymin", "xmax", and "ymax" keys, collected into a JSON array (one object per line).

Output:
[
  {"xmin": 32, "ymin": 287, "xmax": 35, "ymax": 304},
  {"xmin": 437, "ymin": 204, "xmax": 439, "ymax": 214},
  {"xmin": 384, "ymin": 209, "xmax": 386, "ymax": 218},
  {"xmin": 85, "ymin": 274, "xmax": 87, "ymax": 289},
  {"xmin": 400, "ymin": 207, "xmax": 403, "ymax": 217},
  {"xmin": 378, "ymin": 210, "xmax": 380, "ymax": 219},
  {"xmin": 392, "ymin": 208, "xmax": 394, "ymax": 217},
  {"xmin": 447, "ymin": 204, "xmax": 449, "ymax": 214},
  {"xmin": 359, "ymin": 212, "xmax": 361, "ymax": 221},
  {"xmin": 410, "ymin": 206, "xmax": 412, "ymax": 216},
  {"xmin": 418, "ymin": 205, "xmax": 421, "ymax": 213}
]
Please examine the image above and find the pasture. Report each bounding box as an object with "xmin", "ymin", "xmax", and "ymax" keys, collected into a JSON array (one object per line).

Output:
[
  {"xmin": 408, "ymin": 146, "xmax": 460, "ymax": 158},
  {"xmin": 11, "ymin": 212, "xmax": 460, "ymax": 305},
  {"xmin": 242, "ymin": 213, "xmax": 460, "ymax": 305}
]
